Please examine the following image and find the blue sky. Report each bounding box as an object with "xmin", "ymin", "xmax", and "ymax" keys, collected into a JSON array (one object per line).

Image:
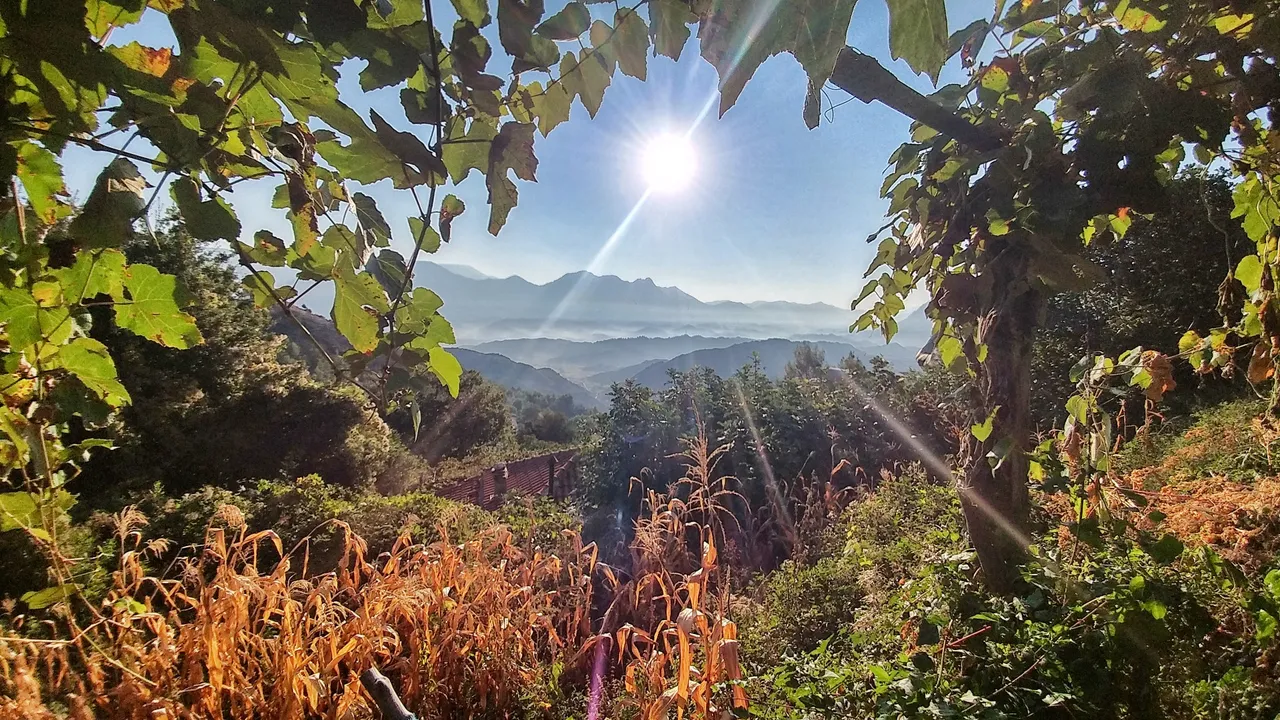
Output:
[{"xmin": 63, "ymin": 0, "xmax": 992, "ymax": 307}]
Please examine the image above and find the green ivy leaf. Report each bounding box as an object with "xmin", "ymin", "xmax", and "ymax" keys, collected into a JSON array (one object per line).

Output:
[
  {"xmin": 171, "ymin": 177, "xmax": 241, "ymax": 242},
  {"xmin": 332, "ymin": 267, "xmax": 389, "ymax": 353},
  {"xmin": 537, "ymin": 1, "xmax": 590, "ymax": 40},
  {"xmin": 429, "ymin": 346, "xmax": 462, "ymax": 397},
  {"xmin": 115, "ymin": 264, "xmax": 203, "ymax": 349},
  {"xmin": 649, "ymin": 0, "xmax": 693, "ymax": 60},
  {"xmin": 56, "ymin": 337, "xmax": 131, "ymax": 407},
  {"xmin": 936, "ymin": 334, "xmax": 963, "ymax": 368},
  {"xmin": 886, "ymin": 0, "xmax": 948, "ymax": 83}
]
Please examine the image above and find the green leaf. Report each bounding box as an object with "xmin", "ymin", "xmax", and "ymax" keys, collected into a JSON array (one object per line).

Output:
[
  {"xmin": 971, "ymin": 406, "xmax": 999, "ymax": 443},
  {"xmin": 1065, "ymin": 394, "xmax": 1088, "ymax": 425},
  {"xmin": 0, "ymin": 288, "xmax": 72, "ymax": 351},
  {"xmin": 1263, "ymin": 569, "xmax": 1280, "ymax": 601},
  {"xmin": 537, "ymin": 1, "xmax": 590, "ymax": 39},
  {"xmin": 1256, "ymin": 609, "xmax": 1277, "ymax": 642},
  {"xmin": 442, "ymin": 117, "xmax": 498, "ymax": 184},
  {"xmin": 564, "ymin": 49, "xmax": 612, "ymax": 118},
  {"xmin": 936, "ymin": 334, "xmax": 963, "ymax": 368},
  {"xmin": 1232, "ymin": 176, "xmax": 1279, "ymax": 244},
  {"xmin": 442, "ymin": 195, "xmax": 466, "ymax": 217},
  {"xmin": 452, "ymin": 0, "xmax": 491, "ymax": 26},
  {"xmin": 531, "ymin": 80, "xmax": 572, "ymax": 136},
  {"xmin": 498, "ymin": 0, "xmax": 560, "ymax": 69},
  {"xmin": 353, "ymin": 192, "xmax": 392, "ymax": 251},
  {"xmin": 486, "ymin": 122, "xmax": 538, "ymax": 235},
  {"xmin": 407, "ymin": 217, "xmax": 443, "ymax": 254},
  {"xmin": 613, "ymin": 8, "xmax": 649, "ymax": 81},
  {"xmin": 0, "ymin": 492, "xmax": 38, "ymax": 532},
  {"xmin": 332, "ymin": 268, "xmax": 389, "ymax": 353},
  {"xmin": 170, "ymin": 177, "xmax": 241, "ymax": 242},
  {"xmin": 85, "ymin": 0, "xmax": 147, "ymax": 37},
  {"xmin": 886, "ymin": 0, "xmax": 949, "ymax": 82},
  {"xmin": 16, "ymin": 142, "xmax": 68, "ymax": 224},
  {"xmin": 115, "ymin": 264, "xmax": 203, "ymax": 349},
  {"xmin": 21, "ymin": 583, "xmax": 78, "ymax": 610},
  {"xmin": 395, "ymin": 287, "xmax": 445, "ymax": 334},
  {"xmin": 241, "ymin": 273, "xmax": 296, "ymax": 309},
  {"xmin": 368, "ymin": 249, "xmax": 409, "ymax": 301},
  {"xmin": 1145, "ymin": 533, "xmax": 1185, "ymax": 564},
  {"xmin": 54, "ymin": 249, "xmax": 127, "ymax": 303},
  {"xmin": 1235, "ymin": 255, "xmax": 1263, "ymax": 294},
  {"xmin": 56, "ymin": 337, "xmax": 131, "ymax": 407},
  {"xmin": 429, "ymin": 346, "xmax": 463, "ymax": 397},
  {"xmin": 69, "ymin": 159, "xmax": 147, "ymax": 248},
  {"xmin": 649, "ymin": 0, "xmax": 693, "ymax": 60}
]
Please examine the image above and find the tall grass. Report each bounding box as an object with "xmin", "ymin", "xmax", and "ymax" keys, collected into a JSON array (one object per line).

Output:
[{"xmin": 1, "ymin": 425, "xmax": 757, "ymax": 719}]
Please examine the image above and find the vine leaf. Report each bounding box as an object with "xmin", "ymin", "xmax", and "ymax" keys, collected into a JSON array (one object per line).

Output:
[
  {"xmin": 532, "ymin": 79, "xmax": 572, "ymax": 136},
  {"xmin": 408, "ymin": 217, "xmax": 443, "ymax": 254},
  {"xmin": 443, "ymin": 117, "xmax": 498, "ymax": 183},
  {"xmin": 171, "ymin": 177, "xmax": 241, "ymax": 242},
  {"xmin": 486, "ymin": 122, "xmax": 538, "ymax": 234},
  {"xmin": 428, "ymin": 346, "xmax": 463, "ymax": 397},
  {"xmin": 57, "ymin": 337, "xmax": 131, "ymax": 407},
  {"xmin": 332, "ymin": 267, "xmax": 389, "ymax": 353},
  {"xmin": 69, "ymin": 159, "xmax": 147, "ymax": 248},
  {"xmin": 451, "ymin": 0, "xmax": 492, "ymax": 27},
  {"xmin": 498, "ymin": 0, "xmax": 560, "ymax": 70},
  {"xmin": 886, "ymin": 0, "xmax": 949, "ymax": 83},
  {"xmin": 368, "ymin": 249, "xmax": 409, "ymax": 301},
  {"xmin": 114, "ymin": 264, "xmax": 203, "ymax": 349},
  {"xmin": 395, "ymin": 287, "xmax": 445, "ymax": 334},
  {"xmin": 54, "ymin": 249, "xmax": 127, "ymax": 304},
  {"xmin": 537, "ymin": 1, "xmax": 590, "ymax": 40},
  {"xmin": 15, "ymin": 142, "xmax": 68, "ymax": 225},
  {"xmin": 613, "ymin": 8, "xmax": 649, "ymax": 80},
  {"xmin": 441, "ymin": 194, "xmax": 466, "ymax": 242},
  {"xmin": 0, "ymin": 287, "xmax": 72, "ymax": 351},
  {"xmin": 650, "ymin": 0, "xmax": 694, "ymax": 60},
  {"xmin": 370, "ymin": 110, "xmax": 447, "ymax": 184}
]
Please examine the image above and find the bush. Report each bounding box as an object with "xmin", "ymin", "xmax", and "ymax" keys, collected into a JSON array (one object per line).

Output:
[{"xmin": 739, "ymin": 555, "xmax": 864, "ymax": 664}]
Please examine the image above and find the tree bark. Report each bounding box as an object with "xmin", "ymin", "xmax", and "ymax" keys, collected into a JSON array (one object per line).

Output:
[{"xmin": 960, "ymin": 241, "xmax": 1041, "ymax": 593}]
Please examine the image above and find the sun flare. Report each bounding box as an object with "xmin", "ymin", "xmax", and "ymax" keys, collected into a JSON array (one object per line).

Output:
[{"xmin": 640, "ymin": 133, "xmax": 696, "ymax": 193}]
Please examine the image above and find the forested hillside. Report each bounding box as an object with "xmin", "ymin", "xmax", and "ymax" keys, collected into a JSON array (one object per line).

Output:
[{"xmin": 3, "ymin": 1, "xmax": 1280, "ymax": 719}]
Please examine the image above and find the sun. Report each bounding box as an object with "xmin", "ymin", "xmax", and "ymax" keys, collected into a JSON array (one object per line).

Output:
[{"xmin": 640, "ymin": 133, "xmax": 696, "ymax": 193}]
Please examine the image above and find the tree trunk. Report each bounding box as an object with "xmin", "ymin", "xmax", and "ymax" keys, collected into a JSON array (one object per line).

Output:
[{"xmin": 960, "ymin": 242, "xmax": 1041, "ymax": 593}]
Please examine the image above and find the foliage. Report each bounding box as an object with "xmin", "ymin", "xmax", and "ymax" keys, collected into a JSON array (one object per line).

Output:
[
  {"xmin": 386, "ymin": 368, "xmax": 513, "ymax": 462},
  {"xmin": 1031, "ymin": 173, "xmax": 1255, "ymax": 427},
  {"xmin": 746, "ymin": 477, "xmax": 1280, "ymax": 720},
  {"xmin": 855, "ymin": 0, "xmax": 1280, "ymax": 589}
]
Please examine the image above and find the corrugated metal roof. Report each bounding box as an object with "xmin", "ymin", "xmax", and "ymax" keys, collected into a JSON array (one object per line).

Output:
[{"xmin": 434, "ymin": 450, "xmax": 577, "ymax": 510}]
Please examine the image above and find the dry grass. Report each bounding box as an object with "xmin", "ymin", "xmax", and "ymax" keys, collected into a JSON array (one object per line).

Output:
[
  {"xmin": 1, "ymin": 509, "xmax": 596, "ymax": 719},
  {"xmin": 1, "ymin": 427, "xmax": 754, "ymax": 719}
]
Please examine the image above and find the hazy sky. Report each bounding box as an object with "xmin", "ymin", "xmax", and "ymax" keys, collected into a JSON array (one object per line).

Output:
[{"xmin": 62, "ymin": 0, "xmax": 992, "ymax": 307}]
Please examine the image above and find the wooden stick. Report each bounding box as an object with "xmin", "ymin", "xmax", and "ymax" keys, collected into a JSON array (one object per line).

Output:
[
  {"xmin": 829, "ymin": 47, "xmax": 1006, "ymax": 153},
  {"xmin": 360, "ymin": 667, "xmax": 417, "ymax": 720}
]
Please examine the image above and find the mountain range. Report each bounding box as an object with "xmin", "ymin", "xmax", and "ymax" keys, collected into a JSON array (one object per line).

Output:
[
  {"xmin": 276, "ymin": 263, "xmax": 931, "ymax": 406},
  {"xmin": 296, "ymin": 262, "xmax": 929, "ymax": 346}
]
